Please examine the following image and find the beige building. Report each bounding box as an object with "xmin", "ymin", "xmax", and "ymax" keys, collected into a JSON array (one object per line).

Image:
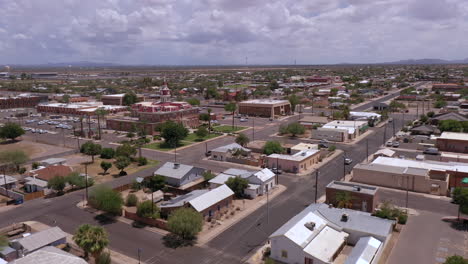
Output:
[
  {"xmin": 266, "ymin": 149, "xmax": 321, "ymax": 173},
  {"xmin": 238, "ymin": 99, "xmax": 291, "ymax": 118},
  {"xmin": 352, "ymin": 157, "xmax": 450, "ymax": 196}
]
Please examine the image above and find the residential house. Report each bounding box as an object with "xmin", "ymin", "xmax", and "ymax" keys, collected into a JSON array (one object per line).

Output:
[
  {"xmin": 299, "ymin": 116, "xmax": 329, "ymax": 129},
  {"xmin": 430, "ymin": 112, "xmax": 468, "ymax": 125},
  {"xmin": 311, "ymin": 120, "xmax": 368, "ymax": 142},
  {"xmin": 39, "ymin": 158, "xmax": 66, "ymax": 167},
  {"xmin": 290, "ymin": 143, "xmax": 318, "ymax": 155},
  {"xmin": 23, "ymin": 177, "xmax": 48, "ymax": 193},
  {"xmin": 373, "ymin": 148, "xmax": 395, "ymax": 158},
  {"xmin": 154, "ymin": 162, "xmax": 205, "ymax": 187},
  {"xmin": 373, "ymin": 102, "xmax": 388, "ymax": 111},
  {"xmin": 326, "ymin": 181, "xmax": 379, "ymax": 213},
  {"xmin": 209, "ymin": 168, "xmax": 276, "ymax": 198},
  {"xmin": 266, "ymin": 149, "xmax": 321, "ymax": 173},
  {"xmin": 211, "ymin": 143, "xmax": 251, "ymax": 161},
  {"xmin": 10, "ymin": 227, "xmax": 66, "ymax": 256},
  {"xmin": 269, "ymin": 203, "xmax": 393, "ymax": 264},
  {"xmin": 0, "ymin": 175, "xmax": 17, "ymax": 189},
  {"xmin": 10, "ymin": 246, "xmax": 87, "ymax": 264},
  {"xmin": 410, "ymin": 125, "xmax": 439, "ymax": 135},
  {"xmin": 25, "ymin": 165, "xmax": 73, "ymax": 182},
  {"xmin": 349, "ymin": 111, "xmax": 381, "ymax": 123},
  {"xmin": 160, "ymin": 184, "xmax": 234, "ymax": 220}
]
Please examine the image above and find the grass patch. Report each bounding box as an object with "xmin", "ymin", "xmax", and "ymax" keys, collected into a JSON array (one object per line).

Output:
[
  {"xmin": 184, "ymin": 133, "xmax": 221, "ymax": 142},
  {"xmin": 144, "ymin": 141, "xmax": 189, "ymax": 151},
  {"xmin": 212, "ymin": 125, "xmax": 247, "ymax": 133}
]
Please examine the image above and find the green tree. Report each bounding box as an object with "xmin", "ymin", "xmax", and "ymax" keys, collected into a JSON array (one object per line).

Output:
[
  {"xmin": 287, "ymin": 122, "xmax": 305, "ymax": 137},
  {"xmin": 114, "ymin": 156, "xmax": 131, "ymax": 176},
  {"xmin": 335, "ymin": 191, "xmax": 354, "ymax": 208},
  {"xmin": 263, "ymin": 141, "xmax": 284, "ymax": 155},
  {"xmin": 439, "ymin": 120, "xmax": 463, "ymax": 132},
  {"xmin": 95, "ymin": 108, "xmax": 108, "ymax": 140},
  {"xmin": 0, "ymin": 150, "xmax": 29, "ymax": 171},
  {"xmin": 80, "ymin": 141, "xmax": 102, "ymax": 162},
  {"xmin": 226, "ymin": 177, "xmax": 249, "ymax": 198},
  {"xmin": 288, "ymin": 94, "xmax": 300, "ymax": 113},
  {"xmin": 146, "ymin": 175, "xmax": 166, "ymax": 192},
  {"xmin": 96, "ymin": 251, "xmax": 112, "ymax": 264},
  {"xmin": 47, "ymin": 176, "xmax": 67, "ymax": 193},
  {"xmin": 73, "ymin": 224, "xmax": 109, "ymax": 260},
  {"xmin": 444, "ymin": 255, "xmax": 468, "ymax": 264},
  {"xmin": 268, "ymin": 80, "xmax": 279, "ymax": 90},
  {"xmin": 186, "ymin": 98, "xmax": 200, "ymax": 106},
  {"xmin": 0, "ymin": 122, "xmax": 25, "ymax": 141},
  {"xmin": 205, "ymin": 86, "xmax": 218, "ymax": 99},
  {"xmin": 115, "ymin": 143, "xmax": 137, "ymax": 158},
  {"xmin": 167, "ymin": 208, "xmax": 203, "ymax": 240},
  {"xmin": 160, "ymin": 121, "xmax": 189, "ymax": 147},
  {"xmin": 420, "ymin": 115, "xmax": 428, "ymax": 123},
  {"xmin": 434, "ymin": 100, "xmax": 447, "ymax": 109},
  {"xmin": 137, "ymin": 200, "xmax": 160, "ymax": 219},
  {"xmin": 32, "ymin": 162, "xmax": 40, "ymax": 170},
  {"xmin": 88, "ymin": 185, "xmax": 124, "ymax": 215},
  {"xmin": 125, "ymin": 193, "xmax": 138, "ymax": 206},
  {"xmin": 100, "ymin": 161, "xmax": 112, "ymax": 174},
  {"xmin": 62, "ymin": 94, "xmax": 70, "ymax": 103},
  {"xmin": 330, "ymin": 88, "xmax": 338, "ymax": 96},
  {"xmin": 235, "ymin": 133, "xmax": 250, "ymax": 147},
  {"xmin": 202, "ymin": 171, "xmax": 216, "ymax": 181},
  {"xmin": 195, "ymin": 126, "xmax": 208, "ymax": 139},
  {"xmin": 123, "ymin": 92, "xmax": 138, "ymax": 106},
  {"xmin": 278, "ymin": 124, "xmax": 288, "ymax": 135},
  {"xmin": 224, "ymin": 102, "xmax": 237, "ymax": 129},
  {"xmin": 100, "ymin": 148, "xmax": 115, "ymax": 159},
  {"xmin": 427, "ymin": 111, "xmax": 435, "ymax": 118}
]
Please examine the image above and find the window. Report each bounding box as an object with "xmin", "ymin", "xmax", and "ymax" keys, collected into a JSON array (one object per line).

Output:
[
  {"xmin": 305, "ymin": 258, "xmax": 314, "ymax": 264},
  {"xmin": 281, "ymin": 250, "xmax": 288, "ymax": 258}
]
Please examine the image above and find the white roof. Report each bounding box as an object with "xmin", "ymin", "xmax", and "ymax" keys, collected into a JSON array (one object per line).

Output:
[
  {"xmin": 24, "ymin": 177, "xmax": 48, "ymax": 188},
  {"xmin": 438, "ymin": 132, "xmax": 468, "ymax": 141},
  {"xmin": 283, "ymin": 211, "xmax": 328, "ymax": 247},
  {"xmin": 303, "ymin": 226, "xmax": 348, "ymax": 263},
  {"xmin": 240, "ymin": 99, "xmax": 289, "ymax": 105},
  {"xmin": 0, "ymin": 175, "xmax": 17, "ymax": 185},
  {"xmin": 253, "ymin": 168, "xmax": 275, "ymax": 182},
  {"xmin": 345, "ymin": 237, "xmax": 382, "ymax": 264},
  {"xmin": 350, "ymin": 112, "xmax": 381, "ymax": 118},
  {"xmin": 291, "ymin": 143, "xmax": 318, "ymax": 151},
  {"xmin": 374, "ymin": 148, "xmax": 395, "ymax": 157},
  {"xmin": 102, "ymin": 93, "xmax": 126, "ymax": 98},
  {"xmin": 211, "ymin": 143, "xmax": 250, "ymax": 153},
  {"xmin": 10, "ymin": 246, "xmax": 87, "ymax": 264},
  {"xmin": 372, "ymin": 156, "xmax": 468, "ymax": 173},
  {"xmin": 269, "ymin": 149, "xmax": 320, "ymax": 161},
  {"xmin": 209, "ymin": 173, "xmax": 234, "ymax": 185},
  {"xmin": 189, "ymin": 184, "xmax": 234, "ymax": 212}
]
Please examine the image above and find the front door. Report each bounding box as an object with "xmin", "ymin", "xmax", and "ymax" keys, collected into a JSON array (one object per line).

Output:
[{"xmin": 305, "ymin": 257, "xmax": 314, "ymax": 264}]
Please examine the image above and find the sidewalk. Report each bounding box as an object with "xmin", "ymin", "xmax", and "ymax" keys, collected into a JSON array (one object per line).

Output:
[
  {"xmin": 197, "ymin": 184, "xmax": 287, "ymax": 245},
  {"xmin": 297, "ymin": 149, "xmax": 343, "ymax": 176},
  {"xmin": 24, "ymin": 220, "xmax": 140, "ymax": 264}
]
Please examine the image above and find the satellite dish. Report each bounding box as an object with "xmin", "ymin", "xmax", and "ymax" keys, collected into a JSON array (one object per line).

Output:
[{"xmin": 136, "ymin": 177, "xmax": 144, "ymax": 183}]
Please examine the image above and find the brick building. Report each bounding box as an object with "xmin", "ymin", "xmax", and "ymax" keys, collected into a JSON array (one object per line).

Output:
[
  {"xmin": 37, "ymin": 102, "xmax": 127, "ymax": 116},
  {"xmin": 436, "ymin": 132, "xmax": 468, "ymax": 153},
  {"xmin": 432, "ymin": 83, "xmax": 466, "ymax": 93},
  {"xmin": 101, "ymin": 94, "xmax": 145, "ymax": 105},
  {"xmin": 325, "ymin": 181, "xmax": 378, "ymax": 213},
  {"xmin": 238, "ymin": 99, "xmax": 291, "ymax": 118},
  {"xmin": 0, "ymin": 95, "xmax": 42, "ymax": 109}
]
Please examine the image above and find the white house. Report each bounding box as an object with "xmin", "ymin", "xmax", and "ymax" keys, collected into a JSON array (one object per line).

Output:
[
  {"xmin": 269, "ymin": 204, "xmax": 393, "ymax": 264},
  {"xmin": 209, "ymin": 168, "xmax": 276, "ymax": 198},
  {"xmin": 211, "ymin": 143, "xmax": 251, "ymax": 161}
]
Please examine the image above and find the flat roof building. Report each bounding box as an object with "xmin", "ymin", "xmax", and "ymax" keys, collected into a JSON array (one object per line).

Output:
[
  {"xmin": 326, "ymin": 181, "xmax": 379, "ymax": 213},
  {"xmin": 238, "ymin": 99, "xmax": 291, "ymax": 118},
  {"xmin": 436, "ymin": 132, "xmax": 468, "ymax": 153}
]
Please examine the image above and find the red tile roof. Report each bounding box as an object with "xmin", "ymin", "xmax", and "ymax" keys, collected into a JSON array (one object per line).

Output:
[{"xmin": 28, "ymin": 165, "xmax": 73, "ymax": 182}]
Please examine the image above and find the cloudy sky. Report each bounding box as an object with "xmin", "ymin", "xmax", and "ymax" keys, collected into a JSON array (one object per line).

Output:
[{"xmin": 1, "ymin": 0, "xmax": 467, "ymax": 65}]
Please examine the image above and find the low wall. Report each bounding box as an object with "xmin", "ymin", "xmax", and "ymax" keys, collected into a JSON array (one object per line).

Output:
[
  {"xmin": 24, "ymin": 190, "xmax": 45, "ymax": 201},
  {"xmin": 226, "ymin": 157, "xmax": 262, "ymax": 167},
  {"xmin": 124, "ymin": 210, "xmax": 168, "ymax": 230},
  {"xmin": 0, "ymin": 187, "xmax": 23, "ymax": 201}
]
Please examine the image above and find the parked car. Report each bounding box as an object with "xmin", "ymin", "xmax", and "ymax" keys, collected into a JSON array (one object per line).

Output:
[
  {"xmin": 272, "ymin": 168, "xmax": 283, "ymax": 174},
  {"xmin": 344, "ymin": 158, "xmax": 353, "ymax": 165},
  {"xmin": 319, "ymin": 143, "xmax": 328, "ymax": 148},
  {"xmin": 386, "ymin": 141, "xmax": 393, "ymax": 147},
  {"xmin": 240, "ymin": 118, "xmax": 247, "ymax": 122},
  {"xmin": 205, "ymin": 151, "xmax": 212, "ymax": 157},
  {"xmin": 423, "ymin": 147, "xmax": 439, "ymax": 155},
  {"xmin": 392, "ymin": 142, "xmax": 400, "ymax": 148}
]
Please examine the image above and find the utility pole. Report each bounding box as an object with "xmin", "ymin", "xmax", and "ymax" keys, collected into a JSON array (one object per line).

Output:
[
  {"xmin": 276, "ymin": 157, "xmax": 279, "ymax": 184},
  {"xmin": 2, "ymin": 166, "xmax": 9, "ymax": 198},
  {"xmin": 174, "ymin": 142, "xmax": 177, "ymax": 163},
  {"xmin": 405, "ymin": 175, "xmax": 409, "ymax": 213},
  {"xmin": 416, "ymin": 103, "xmax": 419, "ymax": 118},
  {"xmin": 392, "ymin": 117, "xmax": 396, "ymax": 136},
  {"xmin": 84, "ymin": 163, "xmax": 88, "ymax": 205},
  {"xmin": 137, "ymin": 248, "xmax": 141, "ymax": 264},
  {"xmin": 366, "ymin": 138, "xmax": 369, "ymax": 162},
  {"xmin": 205, "ymin": 142, "xmax": 208, "ymax": 154},
  {"xmin": 252, "ymin": 116, "xmax": 255, "ymax": 141},
  {"xmin": 315, "ymin": 170, "xmax": 319, "ymax": 203},
  {"xmin": 343, "ymin": 154, "xmax": 346, "ymax": 181},
  {"xmin": 383, "ymin": 123, "xmax": 387, "ymax": 145},
  {"xmin": 266, "ymin": 188, "xmax": 270, "ymax": 224}
]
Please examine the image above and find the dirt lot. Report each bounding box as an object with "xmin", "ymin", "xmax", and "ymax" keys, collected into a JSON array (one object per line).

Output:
[
  {"xmin": 67, "ymin": 155, "xmax": 158, "ymax": 184},
  {"xmin": 0, "ymin": 139, "xmax": 72, "ymax": 159}
]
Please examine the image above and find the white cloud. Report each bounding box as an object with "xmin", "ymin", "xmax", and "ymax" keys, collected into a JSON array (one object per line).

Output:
[{"xmin": 0, "ymin": 0, "xmax": 467, "ymax": 64}]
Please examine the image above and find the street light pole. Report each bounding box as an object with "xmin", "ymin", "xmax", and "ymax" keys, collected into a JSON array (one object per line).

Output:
[
  {"xmin": 84, "ymin": 162, "xmax": 88, "ymax": 205},
  {"xmin": 138, "ymin": 248, "xmax": 141, "ymax": 264},
  {"xmin": 366, "ymin": 138, "xmax": 369, "ymax": 162},
  {"xmin": 315, "ymin": 170, "xmax": 319, "ymax": 203}
]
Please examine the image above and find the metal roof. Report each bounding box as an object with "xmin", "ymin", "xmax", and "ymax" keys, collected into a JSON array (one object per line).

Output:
[
  {"xmin": 154, "ymin": 162, "xmax": 193, "ymax": 179},
  {"xmin": 0, "ymin": 175, "xmax": 17, "ymax": 186},
  {"xmin": 438, "ymin": 132, "xmax": 468, "ymax": 141},
  {"xmin": 160, "ymin": 190, "xmax": 208, "ymax": 209},
  {"xmin": 10, "ymin": 246, "xmax": 87, "ymax": 264},
  {"xmin": 253, "ymin": 168, "xmax": 275, "ymax": 182},
  {"xmin": 189, "ymin": 184, "xmax": 234, "ymax": 212},
  {"xmin": 268, "ymin": 149, "xmax": 320, "ymax": 161},
  {"xmin": 211, "ymin": 143, "xmax": 250, "ymax": 153},
  {"xmin": 303, "ymin": 226, "xmax": 348, "ymax": 263},
  {"xmin": 223, "ymin": 168, "xmax": 254, "ymax": 179},
  {"xmin": 345, "ymin": 236, "xmax": 382, "ymax": 264},
  {"xmin": 15, "ymin": 227, "xmax": 66, "ymax": 253},
  {"xmin": 209, "ymin": 173, "xmax": 234, "ymax": 185},
  {"xmin": 24, "ymin": 177, "xmax": 48, "ymax": 188}
]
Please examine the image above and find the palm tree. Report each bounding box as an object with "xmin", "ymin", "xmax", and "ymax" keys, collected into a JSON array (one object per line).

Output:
[
  {"xmin": 335, "ymin": 191, "xmax": 354, "ymax": 209},
  {"xmin": 95, "ymin": 108, "xmax": 108, "ymax": 140},
  {"xmin": 224, "ymin": 103, "xmax": 237, "ymax": 129},
  {"xmin": 73, "ymin": 224, "xmax": 109, "ymax": 260}
]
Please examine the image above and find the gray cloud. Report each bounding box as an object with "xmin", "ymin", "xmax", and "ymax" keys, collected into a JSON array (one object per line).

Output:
[{"xmin": 0, "ymin": 0, "xmax": 467, "ymax": 65}]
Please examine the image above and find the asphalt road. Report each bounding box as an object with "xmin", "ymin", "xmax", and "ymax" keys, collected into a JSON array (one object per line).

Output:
[{"xmin": 0, "ymin": 92, "xmax": 411, "ymax": 263}]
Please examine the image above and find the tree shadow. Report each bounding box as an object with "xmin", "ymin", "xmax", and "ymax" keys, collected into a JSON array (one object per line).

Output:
[
  {"xmin": 0, "ymin": 139, "xmax": 19, "ymax": 145},
  {"xmin": 94, "ymin": 213, "xmax": 117, "ymax": 225},
  {"xmin": 162, "ymin": 234, "xmax": 196, "ymax": 249}
]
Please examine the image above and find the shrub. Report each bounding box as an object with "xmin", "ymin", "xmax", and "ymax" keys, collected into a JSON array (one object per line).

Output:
[
  {"xmin": 131, "ymin": 180, "xmax": 141, "ymax": 191},
  {"xmin": 398, "ymin": 213, "xmax": 408, "ymax": 224},
  {"xmin": 100, "ymin": 148, "xmax": 115, "ymax": 159},
  {"xmin": 127, "ymin": 132, "xmax": 135, "ymax": 138},
  {"xmin": 18, "ymin": 167, "xmax": 26, "ymax": 174},
  {"xmin": 32, "ymin": 162, "xmax": 40, "ymax": 170},
  {"xmin": 88, "ymin": 185, "xmax": 124, "ymax": 215},
  {"xmin": 329, "ymin": 145, "xmax": 336, "ymax": 151},
  {"xmin": 126, "ymin": 194, "xmax": 138, "ymax": 207},
  {"xmin": 167, "ymin": 208, "xmax": 203, "ymax": 240},
  {"xmin": 137, "ymin": 157, "xmax": 148, "ymax": 166},
  {"xmin": 136, "ymin": 200, "xmax": 160, "ymax": 219}
]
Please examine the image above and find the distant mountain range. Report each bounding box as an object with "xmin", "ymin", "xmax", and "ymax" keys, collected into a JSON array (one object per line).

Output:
[{"xmin": 379, "ymin": 58, "xmax": 468, "ymax": 65}]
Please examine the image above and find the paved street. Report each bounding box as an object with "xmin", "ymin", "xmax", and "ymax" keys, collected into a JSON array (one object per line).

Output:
[{"xmin": 0, "ymin": 92, "xmax": 413, "ymax": 263}]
